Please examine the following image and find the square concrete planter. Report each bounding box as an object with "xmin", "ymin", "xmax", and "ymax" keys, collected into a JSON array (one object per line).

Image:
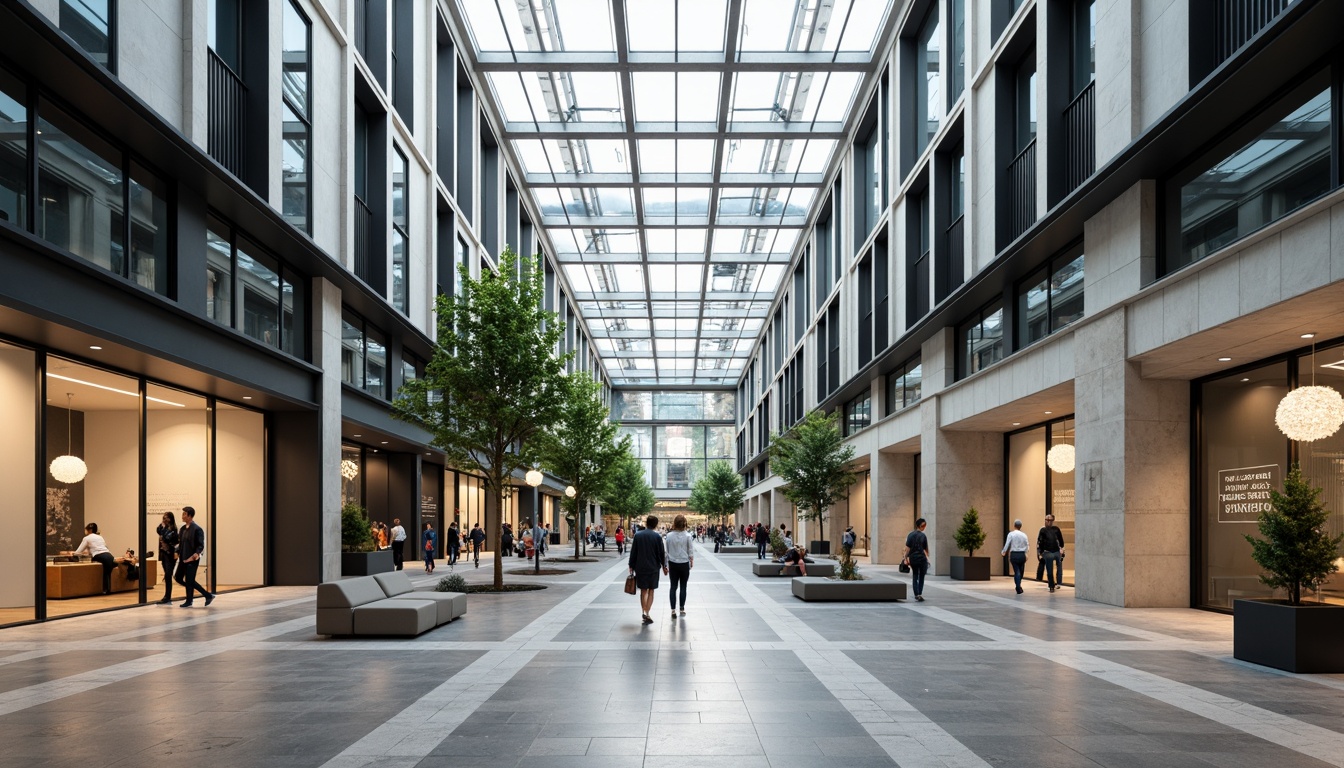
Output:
[
  {"xmin": 950, "ymin": 556, "xmax": 991, "ymax": 581},
  {"xmin": 718, "ymin": 545, "xmax": 757, "ymax": 554},
  {"xmin": 791, "ymin": 576, "xmax": 906, "ymax": 601},
  {"xmin": 341, "ymin": 550, "xmax": 394, "ymax": 576},
  {"xmin": 809, "ymin": 540, "xmax": 831, "ymax": 555},
  {"xmin": 753, "ymin": 561, "xmax": 837, "ymax": 577},
  {"xmin": 1233, "ymin": 598, "xmax": 1344, "ymax": 673}
]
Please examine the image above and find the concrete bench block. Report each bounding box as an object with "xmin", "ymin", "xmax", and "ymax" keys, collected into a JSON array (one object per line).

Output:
[
  {"xmin": 718, "ymin": 545, "xmax": 758, "ymax": 554},
  {"xmin": 352, "ymin": 599, "xmax": 437, "ymax": 635},
  {"xmin": 791, "ymin": 577, "xmax": 907, "ymax": 601},
  {"xmin": 753, "ymin": 561, "xmax": 837, "ymax": 577}
]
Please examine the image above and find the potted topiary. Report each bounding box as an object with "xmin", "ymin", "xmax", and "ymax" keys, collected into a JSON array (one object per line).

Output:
[
  {"xmin": 950, "ymin": 507, "xmax": 990, "ymax": 581},
  {"xmin": 1234, "ymin": 464, "xmax": 1344, "ymax": 673},
  {"xmin": 340, "ymin": 503, "xmax": 393, "ymax": 576}
]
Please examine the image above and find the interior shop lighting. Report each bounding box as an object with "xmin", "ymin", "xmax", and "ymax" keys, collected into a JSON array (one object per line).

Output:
[
  {"xmin": 1275, "ymin": 334, "xmax": 1344, "ymax": 442},
  {"xmin": 50, "ymin": 392, "xmax": 87, "ymax": 484},
  {"xmin": 1046, "ymin": 443, "xmax": 1076, "ymax": 474},
  {"xmin": 46, "ymin": 373, "xmax": 185, "ymax": 407}
]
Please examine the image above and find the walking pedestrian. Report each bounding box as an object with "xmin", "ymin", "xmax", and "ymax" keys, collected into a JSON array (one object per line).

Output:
[
  {"xmin": 1002, "ymin": 519, "xmax": 1030, "ymax": 594},
  {"xmin": 390, "ymin": 518, "xmax": 407, "ymax": 570},
  {"xmin": 423, "ymin": 522, "xmax": 437, "ymax": 574},
  {"xmin": 155, "ymin": 511, "xmax": 179, "ymax": 604},
  {"xmin": 470, "ymin": 523, "xmax": 485, "ymax": 566},
  {"xmin": 628, "ymin": 514, "xmax": 667, "ymax": 625},
  {"xmin": 842, "ymin": 526, "xmax": 856, "ymax": 551},
  {"xmin": 1037, "ymin": 514, "xmax": 1066, "ymax": 591},
  {"xmin": 665, "ymin": 515, "xmax": 694, "ymax": 619},
  {"xmin": 615, "ymin": 526, "xmax": 625, "ymax": 555},
  {"xmin": 754, "ymin": 521, "xmax": 770, "ymax": 559},
  {"xmin": 903, "ymin": 517, "xmax": 930, "ymax": 602},
  {"xmin": 447, "ymin": 522, "xmax": 461, "ymax": 567},
  {"xmin": 177, "ymin": 506, "xmax": 214, "ymax": 607},
  {"xmin": 501, "ymin": 523, "xmax": 515, "ymax": 559}
]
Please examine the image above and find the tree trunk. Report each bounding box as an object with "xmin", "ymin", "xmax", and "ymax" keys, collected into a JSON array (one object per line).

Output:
[{"xmin": 490, "ymin": 470, "xmax": 504, "ymax": 589}]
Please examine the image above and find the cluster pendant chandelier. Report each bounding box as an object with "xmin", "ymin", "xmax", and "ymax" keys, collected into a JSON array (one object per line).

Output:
[
  {"xmin": 1046, "ymin": 443, "xmax": 1076, "ymax": 474},
  {"xmin": 50, "ymin": 393, "xmax": 87, "ymax": 484},
  {"xmin": 1275, "ymin": 335, "xmax": 1344, "ymax": 442},
  {"xmin": 340, "ymin": 458, "xmax": 360, "ymax": 480}
]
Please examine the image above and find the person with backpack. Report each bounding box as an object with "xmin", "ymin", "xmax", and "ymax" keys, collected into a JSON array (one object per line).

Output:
[
  {"xmin": 469, "ymin": 523, "xmax": 486, "ymax": 567},
  {"xmin": 422, "ymin": 522, "xmax": 437, "ymax": 574},
  {"xmin": 842, "ymin": 526, "xmax": 857, "ymax": 551}
]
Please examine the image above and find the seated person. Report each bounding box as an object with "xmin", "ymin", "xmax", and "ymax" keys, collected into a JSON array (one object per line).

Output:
[{"xmin": 781, "ymin": 546, "xmax": 808, "ymax": 575}]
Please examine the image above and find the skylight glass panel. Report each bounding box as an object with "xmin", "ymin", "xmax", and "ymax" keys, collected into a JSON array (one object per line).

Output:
[
  {"xmin": 638, "ymin": 140, "xmax": 716, "ymax": 174},
  {"xmin": 607, "ymin": 263, "xmax": 646, "ymax": 292},
  {"xmin": 643, "ymin": 188, "xmax": 712, "ymax": 220},
  {"xmin": 578, "ymin": 139, "xmax": 630, "ymax": 173},
  {"xmin": 622, "ymin": 358, "xmax": 656, "ymax": 370},
  {"xmin": 835, "ymin": 0, "xmax": 889, "ymax": 51},
  {"xmin": 627, "ymin": 0, "xmax": 727, "ymax": 51},
  {"xmin": 605, "ymin": 318, "xmax": 651, "ymax": 331},
  {"xmin": 797, "ymin": 139, "xmax": 837, "ymax": 173},
  {"xmin": 487, "ymin": 73, "xmax": 541, "ymax": 122},
  {"xmin": 653, "ymin": 318, "xmax": 699, "ymax": 331},
  {"xmin": 552, "ymin": 188, "xmax": 635, "ymax": 218},
  {"xmin": 513, "ymin": 139, "xmax": 556, "ymax": 174},
  {"xmin": 657, "ymin": 339, "xmax": 697, "ymax": 353},
  {"xmin": 563, "ymin": 264, "xmax": 593, "ymax": 292},
  {"xmin": 461, "ymin": 0, "xmax": 514, "ymax": 52},
  {"xmin": 700, "ymin": 338, "xmax": 744, "ymax": 353},
  {"xmin": 810, "ymin": 72, "xmax": 861, "ymax": 122},
  {"xmin": 722, "ymin": 139, "xmax": 771, "ymax": 174},
  {"xmin": 753, "ymin": 264, "xmax": 787, "ymax": 293},
  {"xmin": 707, "ymin": 263, "xmax": 753, "ymax": 293},
  {"xmin": 632, "ymin": 73, "xmax": 721, "ymax": 123},
  {"xmin": 644, "ymin": 228, "xmax": 708, "ymax": 255},
  {"xmin": 730, "ymin": 73, "xmax": 791, "ymax": 122},
  {"xmin": 738, "ymin": 0, "xmax": 795, "ymax": 51},
  {"xmin": 562, "ymin": 72, "xmax": 624, "ymax": 122},
  {"xmin": 781, "ymin": 187, "xmax": 817, "ymax": 216},
  {"xmin": 552, "ymin": 0, "xmax": 616, "ymax": 51},
  {"xmin": 560, "ymin": 228, "xmax": 640, "ymax": 255}
]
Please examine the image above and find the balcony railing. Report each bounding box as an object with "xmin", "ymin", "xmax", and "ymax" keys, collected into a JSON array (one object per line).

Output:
[
  {"xmin": 1063, "ymin": 81, "xmax": 1095, "ymax": 195},
  {"xmin": 944, "ymin": 214, "xmax": 965, "ymax": 298},
  {"xmin": 1007, "ymin": 139, "xmax": 1037, "ymax": 242},
  {"xmin": 207, "ymin": 50, "xmax": 247, "ymax": 179},
  {"xmin": 354, "ymin": 196, "xmax": 373, "ymax": 282},
  {"xmin": 1215, "ymin": 0, "xmax": 1293, "ymax": 65}
]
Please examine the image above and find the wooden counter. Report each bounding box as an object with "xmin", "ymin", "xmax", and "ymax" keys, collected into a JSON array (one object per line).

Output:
[{"xmin": 46, "ymin": 560, "xmax": 159, "ymax": 599}]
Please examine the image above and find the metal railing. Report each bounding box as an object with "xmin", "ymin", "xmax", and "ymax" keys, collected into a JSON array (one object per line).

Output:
[
  {"xmin": 354, "ymin": 196, "xmax": 373, "ymax": 282},
  {"xmin": 1063, "ymin": 81, "xmax": 1095, "ymax": 195},
  {"xmin": 945, "ymin": 215, "xmax": 964, "ymax": 297},
  {"xmin": 208, "ymin": 50, "xmax": 247, "ymax": 179},
  {"xmin": 1007, "ymin": 139, "xmax": 1036, "ymax": 242},
  {"xmin": 1215, "ymin": 0, "xmax": 1293, "ymax": 65}
]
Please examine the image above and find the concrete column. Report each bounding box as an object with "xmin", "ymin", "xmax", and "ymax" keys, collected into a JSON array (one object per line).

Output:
[
  {"xmin": 1075, "ymin": 307, "xmax": 1190, "ymax": 607},
  {"xmin": 920, "ymin": 399, "xmax": 1005, "ymax": 574},
  {"xmin": 314, "ymin": 277, "xmax": 344, "ymax": 581},
  {"xmin": 870, "ymin": 450, "xmax": 916, "ymax": 564}
]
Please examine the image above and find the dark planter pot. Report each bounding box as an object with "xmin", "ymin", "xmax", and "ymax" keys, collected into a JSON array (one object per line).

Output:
[
  {"xmin": 809, "ymin": 540, "xmax": 831, "ymax": 555},
  {"xmin": 341, "ymin": 549, "xmax": 394, "ymax": 576},
  {"xmin": 1233, "ymin": 598, "xmax": 1344, "ymax": 673},
  {"xmin": 950, "ymin": 555, "xmax": 991, "ymax": 581}
]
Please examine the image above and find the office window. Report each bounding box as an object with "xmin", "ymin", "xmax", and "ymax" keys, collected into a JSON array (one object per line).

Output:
[
  {"xmin": 915, "ymin": 6, "xmax": 940, "ymax": 155},
  {"xmin": 282, "ymin": 0, "xmax": 311, "ymax": 233},
  {"xmin": 858, "ymin": 252, "xmax": 873, "ymax": 367},
  {"xmin": 1071, "ymin": 0, "xmax": 1096, "ymax": 95},
  {"xmin": 1018, "ymin": 250, "xmax": 1084, "ymax": 348},
  {"xmin": 1169, "ymin": 79, "xmax": 1332, "ymax": 274},
  {"xmin": 0, "ymin": 70, "xmax": 26, "ymax": 230},
  {"xmin": 949, "ymin": 0, "xmax": 965, "ymax": 107},
  {"xmin": 392, "ymin": 146, "xmax": 409, "ymax": 314},
  {"xmin": 341, "ymin": 310, "xmax": 388, "ymax": 399},
  {"xmin": 856, "ymin": 91, "xmax": 887, "ymax": 241},
  {"xmin": 907, "ymin": 186, "xmax": 931, "ymax": 322},
  {"xmin": 207, "ymin": 216, "xmax": 306, "ymax": 357},
  {"xmin": 886, "ymin": 356, "xmax": 923, "ymax": 414},
  {"xmin": 392, "ymin": 0, "xmax": 414, "ymax": 124},
  {"xmin": 1016, "ymin": 52, "xmax": 1037, "ymax": 152},
  {"xmin": 815, "ymin": 205, "xmax": 833, "ymax": 310},
  {"xmin": 958, "ymin": 304, "xmax": 1005, "ymax": 379},
  {"xmin": 60, "ymin": 0, "xmax": 115, "ymax": 70},
  {"xmin": 845, "ymin": 392, "xmax": 871, "ymax": 437}
]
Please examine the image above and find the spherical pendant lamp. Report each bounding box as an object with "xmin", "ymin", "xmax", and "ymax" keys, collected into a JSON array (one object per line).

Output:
[
  {"xmin": 340, "ymin": 458, "xmax": 360, "ymax": 480},
  {"xmin": 50, "ymin": 393, "xmax": 87, "ymax": 484},
  {"xmin": 525, "ymin": 468, "xmax": 544, "ymax": 487},
  {"xmin": 1046, "ymin": 443, "xmax": 1075, "ymax": 474},
  {"xmin": 1275, "ymin": 385, "xmax": 1344, "ymax": 442}
]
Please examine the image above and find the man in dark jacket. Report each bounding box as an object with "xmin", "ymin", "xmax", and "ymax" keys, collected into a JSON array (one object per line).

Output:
[
  {"xmin": 754, "ymin": 521, "xmax": 771, "ymax": 559},
  {"xmin": 1037, "ymin": 514, "xmax": 1066, "ymax": 591},
  {"xmin": 470, "ymin": 523, "xmax": 486, "ymax": 567},
  {"xmin": 177, "ymin": 506, "xmax": 214, "ymax": 608},
  {"xmin": 628, "ymin": 514, "xmax": 667, "ymax": 625}
]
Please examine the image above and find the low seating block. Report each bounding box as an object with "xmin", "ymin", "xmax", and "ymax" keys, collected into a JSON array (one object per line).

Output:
[
  {"xmin": 352, "ymin": 599, "xmax": 437, "ymax": 636},
  {"xmin": 718, "ymin": 545, "xmax": 757, "ymax": 554},
  {"xmin": 791, "ymin": 576, "xmax": 907, "ymax": 601},
  {"xmin": 753, "ymin": 561, "xmax": 837, "ymax": 577}
]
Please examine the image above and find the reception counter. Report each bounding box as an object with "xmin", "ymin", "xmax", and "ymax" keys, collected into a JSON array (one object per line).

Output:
[{"xmin": 46, "ymin": 560, "xmax": 159, "ymax": 599}]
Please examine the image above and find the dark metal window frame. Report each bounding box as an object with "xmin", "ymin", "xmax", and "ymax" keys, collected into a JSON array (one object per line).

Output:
[
  {"xmin": 1015, "ymin": 239, "xmax": 1085, "ymax": 349},
  {"xmin": 281, "ymin": 0, "xmax": 312, "ymax": 234},
  {"xmin": 58, "ymin": 0, "xmax": 117, "ymax": 73},
  {"xmin": 208, "ymin": 212, "xmax": 307, "ymax": 360}
]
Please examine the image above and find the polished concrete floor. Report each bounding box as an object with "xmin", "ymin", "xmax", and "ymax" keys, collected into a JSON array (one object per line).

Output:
[{"xmin": 1, "ymin": 545, "xmax": 1342, "ymax": 768}]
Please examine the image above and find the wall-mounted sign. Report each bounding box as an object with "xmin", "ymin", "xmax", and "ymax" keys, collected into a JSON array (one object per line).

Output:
[{"xmin": 1217, "ymin": 464, "xmax": 1280, "ymax": 523}]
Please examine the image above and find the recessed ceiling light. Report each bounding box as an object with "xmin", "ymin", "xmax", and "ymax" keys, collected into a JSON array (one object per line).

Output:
[
  {"xmin": 1240, "ymin": 378, "xmax": 1250, "ymax": 382},
  {"xmin": 88, "ymin": 345, "xmax": 102, "ymax": 351},
  {"xmin": 1012, "ymin": 422, "xmax": 1021, "ymax": 426},
  {"xmin": 1302, "ymin": 333, "xmax": 1316, "ymax": 339},
  {"xmin": 242, "ymin": 396, "xmax": 252, "ymax": 400},
  {"xmin": 1218, "ymin": 357, "xmax": 1232, "ymax": 362},
  {"xmin": 352, "ymin": 434, "xmax": 362, "ymax": 438},
  {"xmin": 1044, "ymin": 411, "xmax": 1052, "ymax": 415},
  {"xmin": 381, "ymin": 441, "xmax": 389, "ymax": 445}
]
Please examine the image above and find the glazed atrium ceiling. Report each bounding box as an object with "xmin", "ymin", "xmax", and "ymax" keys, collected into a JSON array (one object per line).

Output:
[{"xmin": 451, "ymin": 0, "xmax": 898, "ymax": 386}]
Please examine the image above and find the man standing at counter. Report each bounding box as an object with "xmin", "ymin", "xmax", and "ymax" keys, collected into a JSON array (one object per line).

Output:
[{"xmin": 178, "ymin": 507, "xmax": 214, "ymax": 608}]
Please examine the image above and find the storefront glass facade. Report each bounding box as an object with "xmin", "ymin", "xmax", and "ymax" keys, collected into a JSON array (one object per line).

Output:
[{"xmin": 1006, "ymin": 417, "xmax": 1077, "ymax": 585}]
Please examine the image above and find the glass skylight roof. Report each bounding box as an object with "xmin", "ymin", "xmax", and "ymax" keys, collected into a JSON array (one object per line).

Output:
[{"xmin": 455, "ymin": 0, "xmax": 897, "ymax": 384}]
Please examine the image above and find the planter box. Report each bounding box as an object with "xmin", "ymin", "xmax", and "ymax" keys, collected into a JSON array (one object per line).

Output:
[
  {"xmin": 718, "ymin": 545, "xmax": 757, "ymax": 554},
  {"xmin": 1233, "ymin": 598, "xmax": 1344, "ymax": 673},
  {"xmin": 791, "ymin": 576, "xmax": 906, "ymax": 601},
  {"xmin": 753, "ymin": 561, "xmax": 837, "ymax": 577},
  {"xmin": 950, "ymin": 556, "xmax": 991, "ymax": 581},
  {"xmin": 342, "ymin": 550, "xmax": 394, "ymax": 576},
  {"xmin": 809, "ymin": 540, "xmax": 831, "ymax": 555}
]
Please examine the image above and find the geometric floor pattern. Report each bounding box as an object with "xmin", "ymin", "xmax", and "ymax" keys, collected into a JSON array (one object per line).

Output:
[{"xmin": 2, "ymin": 544, "xmax": 1343, "ymax": 768}]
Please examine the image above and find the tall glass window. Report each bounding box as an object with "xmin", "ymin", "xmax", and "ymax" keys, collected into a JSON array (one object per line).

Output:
[
  {"xmin": 392, "ymin": 147, "xmax": 409, "ymax": 314},
  {"xmin": 1071, "ymin": 0, "xmax": 1096, "ymax": 95},
  {"xmin": 60, "ymin": 0, "xmax": 115, "ymax": 70},
  {"xmin": 949, "ymin": 0, "xmax": 965, "ymax": 106},
  {"xmin": 916, "ymin": 6, "xmax": 941, "ymax": 154},
  {"xmin": 844, "ymin": 392, "xmax": 871, "ymax": 436},
  {"xmin": 238, "ymin": 240, "xmax": 281, "ymax": 348},
  {"xmin": 38, "ymin": 111, "xmax": 124, "ymax": 277},
  {"xmin": 1171, "ymin": 82, "xmax": 1332, "ymax": 273},
  {"xmin": 0, "ymin": 71, "xmax": 28, "ymax": 231},
  {"xmin": 206, "ymin": 225, "xmax": 233, "ymax": 324},
  {"xmin": 341, "ymin": 313, "xmax": 366, "ymax": 390},
  {"xmin": 207, "ymin": 217, "xmax": 305, "ymax": 356},
  {"xmin": 1016, "ymin": 52, "xmax": 1037, "ymax": 152},
  {"xmin": 281, "ymin": 0, "xmax": 311, "ymax": 233},
  {"xmin": 959, "ymin": 304, "xmax": 1004, "ymax": 378},
  {"xmin": 886, "ymin": 357, "xmax": 922, "ymax": 414}
]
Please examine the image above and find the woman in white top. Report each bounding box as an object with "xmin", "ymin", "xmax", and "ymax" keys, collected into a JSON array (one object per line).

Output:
[
  {"xmin": 664, "ymin": 514, "xmax": 695, "ymax": 619},
  {"xmin": 1001, "ymin": 519, "xmax": 1031, "ymax": 595},
  {"xmin": 74, "ymin": 522, "xmax": 117, "ymax": 595}
]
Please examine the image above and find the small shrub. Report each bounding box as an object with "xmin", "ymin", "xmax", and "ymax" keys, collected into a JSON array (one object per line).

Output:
[
  {"xmin": 437, "ymin": 573, "xmax": 468, "ymax": 593},
  {"xmin": 954, "ymin": 507, "xmax": 987, "ymax": 557},
  {"xmin": 341, "ymin": 503, "xmax": 374, "ymax": 552},
  {"xmin": 837, "ymin": 545, "xmax": 861, "ymax": 581},
  {"xmin": 769, "ymin": 527, "xmax": 787, "ymax": 558}
]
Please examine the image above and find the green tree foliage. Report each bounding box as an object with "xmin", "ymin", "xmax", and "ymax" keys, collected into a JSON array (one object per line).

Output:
[
  {"xmin": 767, "ymin": 410, "xmax": 859, "ymax": 543},
  {"xmin": 602, "ymin": 451, "xmax": 655, "ymax": 530},
  {"xmin": 687, "ymin": 460, "xmax": 745, "ymax": 525},
  {"xmin": 1245, "ymin": 464, "xmax": 1343, "ymax": 605},
  {"xmin": 837, "ymin": 543, "xmax": 861, "ymax": 580},
  {"xmin": 394, "ymin": 247, "xmax": 569, "ymax": 588},
  {"xmin": 341, "ymin": 503, "xmax": 373, "ymax": 552},
  {"xmin": 769, "ymin": 526, "xmax": 787, "ymax": 559},
  {"xmin": 536, "ymin": 371, "xmax": 629, "ymax": 559},
  {"xmin": 954, "ymin": 507, "xmax": 987, "ymax": 557}
]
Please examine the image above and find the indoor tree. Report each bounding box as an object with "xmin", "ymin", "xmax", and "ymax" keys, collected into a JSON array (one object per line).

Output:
[
  {"xmin": 1245, "ymin": 464, "xmax": 1343, "ymax": 605},
  {"xmin": 767, "ymin": 409, "xmax": 859, "ymax": 545},
  {"xmin": 602, "ymin": 450, "xmax": 656, "ymax": 533},
  {"xmin": 536, "ymin": 371, "xmax": 629, "ymax": 560},
  {"xmin": 394, "ymin": 247, "xmax": 569, "ymax": 589},
  {"xmin": 954, "ymin": 507, "xmax": 987, "ymax": 557},
  {"xmin": 687, "ymin": 460, "xmax": 744, "ymax": 528}
]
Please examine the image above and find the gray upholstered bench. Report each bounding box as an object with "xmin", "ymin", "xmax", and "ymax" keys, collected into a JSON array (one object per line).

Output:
[
  {"xmin": 353, "ymin": 599, "xmax": 437, "ymax": 635},
  {"xmin": 375, "ymin": 572, "xmax": 467, "ymax": 625},
  {"xmin": 791, "ymin": 576, "xmax": 907, "ymax": 601},
  {"xmin": 753, "ymin": 561, "xmax": 837, "ymax": 577},
  {"xmin": 315, "ymin": 573, "xmax": 466, "ymax": 636}
]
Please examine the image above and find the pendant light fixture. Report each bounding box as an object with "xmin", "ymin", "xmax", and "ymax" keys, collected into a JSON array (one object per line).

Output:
[
  {"xmin": 50, "ymin": 393, "xmax": 88, "ymax": 484},
  {"xmin": 1046, "ymin": 443, "xmax": 1075, "ymax": 474},
  {"xmin": 1275, "ymin": 335, "xmax": 1344, "ymax": 442},
  {"xmin": 340, "ymin": 458, "xmax": 360, "ymax": 480}
]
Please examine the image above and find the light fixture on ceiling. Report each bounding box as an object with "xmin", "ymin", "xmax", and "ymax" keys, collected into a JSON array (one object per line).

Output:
[
  {"xmin": 1302, "ymin": 333, "xmax": 1316, "ymax": 339},
  {"xmin": 381, "ymin": 441, "xmax": 389, "ymax": 445},
  {"xmin": 340, "ymin": 458, "xmax": 359, "ymax": 481},
  {"xmin": 352, "ymin": 434, "xmax": 362, "ymax": 438},
  {"xmin": 1046, "ymin": 443, "xmax": 1076, "ymax": 474},
  {"xmin": 50, "ymin": 393, "xmax": 87, "ymax": 484},
  {"xmin": 88, "ymin": 345, "xmax": 102, "ymax": 351},
  {"xmin": 243, "ymin": 396, "xmax": 253, "ymax": 400},
  {"xmin": 1218, "ymin": 357, "xmax": 1232, "ymax": 362},
  {"xmin": 46, "ymin": 372, "xmax": 184, "ymax": 407},
  {"xmin": 1012, "ymin": 422, "xmax": 1021, "ymax": 426},
  {"xmin": 1276, "ymin": 334, "xmax": 1344, "ymax": 442},
  {"xmin": 1044, "ymin": 411, "xmax": 1052, "ymax": 415},
  {"xmin": 1241, "ymin": 378, "xmax": 1250, "ymax": 382}
]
